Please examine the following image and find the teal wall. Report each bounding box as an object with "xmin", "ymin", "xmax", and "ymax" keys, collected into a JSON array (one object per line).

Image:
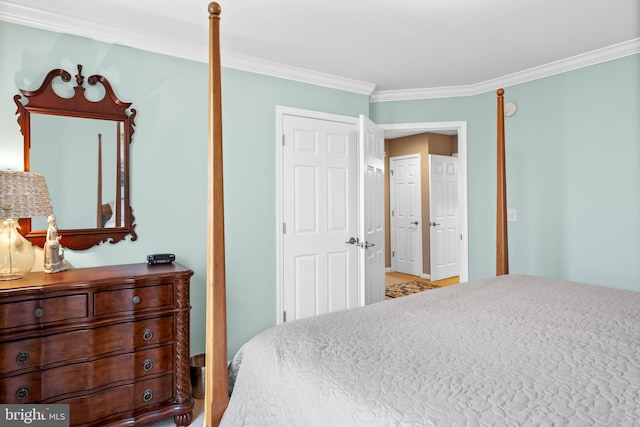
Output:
[
  {"xmin": 0, "ymin": 21, "xmax": 369, "ymax": 359},
  {"xmin": 220, "ymin": 68, "xmax": 370, "ymax": 355},
  {"xmin": 0, "ymin": 21, "xmax": 211, "ymax": 356},
  {"xmin": 2, "ymin": 21, "xmax": 638, "ymax": 359},
  {"xmin": 372, "ymin": 54, "xmax": 640, "ymax": 291}
]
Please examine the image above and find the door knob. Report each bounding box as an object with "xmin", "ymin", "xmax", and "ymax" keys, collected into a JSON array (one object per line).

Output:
[
  {"xmin": 345, "ymin": 237, "xmax": 359, "ymax": 245},
  {"xmin": 363, "ymin": 241, "xmax": 375, "ymax": 249},
  {"xmin": 430, "ymin": 222, "xmax": 440, "ymax": 227},
  {"xmin": 411, "ymin": 221, "xmax": 419, "ymax": 225}
]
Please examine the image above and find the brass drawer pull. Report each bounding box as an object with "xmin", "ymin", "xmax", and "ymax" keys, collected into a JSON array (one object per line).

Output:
[
  {"xmin": 34, "ymin": 308, "xmax": 44, "ymax": 318},
  {"xmin": 132, "ymin": 295, "xmax": 141, "ymax": 304},
  {"xmin": 15, "ymin": 386, "xmax": 29, "ymax": 400},
  {"xmin": 142, "ymin": 389, "xmax": 153, "ymax": 402},
  {"xmin": 16, "ymin": 351, "xmax": 30, "ymax": 365},
  {"xmin": 143, "ymin": 359, "xmax": 153, "ymax": 371},
  {"xmin": 142, "ymin": 329, "xmax": 153, "ymax": 341}
]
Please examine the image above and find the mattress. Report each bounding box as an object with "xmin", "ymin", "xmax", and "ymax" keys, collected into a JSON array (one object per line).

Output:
[{"xmin": 221, "ymin": 275, "xmax": 640, "ymax": 426}]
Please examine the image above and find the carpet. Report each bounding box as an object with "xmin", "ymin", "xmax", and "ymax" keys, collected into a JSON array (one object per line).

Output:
[{"xmin": 385, "ymin": 281, "xmax": 439, "ymax": 299}]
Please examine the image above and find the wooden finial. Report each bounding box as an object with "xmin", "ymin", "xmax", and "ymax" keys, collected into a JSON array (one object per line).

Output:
[
  {"xmin": 209, "ymin": 2, "xmax": 221, "ymax": 17},
  {"xmin": 497, "ymin": 88, "xmax": 504, "ymax": 97},
  {"xmin": 75, "ymin": 64, "xmax": 84, "ymax": 86}
]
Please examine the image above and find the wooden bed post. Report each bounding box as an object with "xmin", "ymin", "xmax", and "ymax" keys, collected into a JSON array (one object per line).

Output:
[
  {"xmin": 496, "ymin": 88, "xmax": 509, "ymax": 275},
  {"xmin": 205, "ymin": 2, "xmax": 229, "ymax": 426},
  {"xmin": 97, "ymin": 133, "xmax": 103, "ymax": 227}
]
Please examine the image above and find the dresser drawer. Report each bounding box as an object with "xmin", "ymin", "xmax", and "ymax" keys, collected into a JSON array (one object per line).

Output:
[
  {"xmin": 41, "ymin": 316, "xmax": 174, "ymax": 366},
  {"xmin": 2, "ymin": 317, "xmax": 173, "ymax": 375},
  {"xmin": 0, "ymin": 294, "xmax": 88, "ymax": 329},
  {"xmin": 0, "ymin": 372, "xmax": 41, "ymax": 403},
  {"xmin": 1, "ymin": 338, "xmax": 41, "ymax": 374},
  {"xmin": 63, "ymin": 374, "xmax": 174, "ymax": 425},
  {"xmin": 94, "ymin": 284, "xmax": 174, "ymax": 316},
  {"xmin": 42, "ymin": 345, "xmax": 173, "ymax": 400}
]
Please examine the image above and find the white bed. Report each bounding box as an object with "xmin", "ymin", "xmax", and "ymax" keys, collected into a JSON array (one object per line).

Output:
[{"xmin": 221, "ymin": 275, "xmax": 640, "ymax": 426}]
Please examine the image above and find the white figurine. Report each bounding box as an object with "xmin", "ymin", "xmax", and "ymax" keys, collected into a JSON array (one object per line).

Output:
[{"xmin": 44, "ymin": 215, "xmax": 67, "ymax": 273}]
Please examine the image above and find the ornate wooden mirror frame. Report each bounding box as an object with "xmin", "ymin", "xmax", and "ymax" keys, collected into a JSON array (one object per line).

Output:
[{"xmin": 15, "ymin": 65, "xmax": 137, "ymax": 250}]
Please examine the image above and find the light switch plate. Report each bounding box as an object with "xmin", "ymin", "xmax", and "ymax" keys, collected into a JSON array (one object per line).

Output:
[{"xmin": 507, "ymin": 208, "xmax": 517, "ymax": 222}]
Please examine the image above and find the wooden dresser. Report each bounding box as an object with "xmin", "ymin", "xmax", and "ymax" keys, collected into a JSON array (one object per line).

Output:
[{"xmin": 0, "ymin": 263, "xmax": 194, "ymax": 426}]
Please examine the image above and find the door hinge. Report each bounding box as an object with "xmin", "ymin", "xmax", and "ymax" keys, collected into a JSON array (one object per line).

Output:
[
  {"xmin": 283, "ymin": 222, "xmax": 286, "ymax": 234},
  {"xmin": 282, "ymin": 134, "xmax": 285, "ymax": 146},
  {"xmin": 390, "ymin": 169, "xmax": 394, "ymax": 176},
  {"xmin": 283, "ymin": 311, "xmax": 287, "ymax": 322},
  {"xmin": 392, "ymin": 251, "xmax": 395, "ymax": 257},
  {"xmin": 391, "ymin": 210, "xmax": 395, "ymax": 217}
]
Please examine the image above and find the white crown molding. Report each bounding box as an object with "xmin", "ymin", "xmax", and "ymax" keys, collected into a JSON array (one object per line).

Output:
[
  {"xmin": 371, "ymin": 38, "xmax": 640, "ymax": 102},
  {"xmin": 221, "ymin": 51, "xmax": 376, "ymax": 95},
  {"xmin": 1, "ymin": 1, "xmax": 637, "ymax": 100},
  {"xmin": 0, "ymin": 0, "xmax": 376, "ymax": 96},
  {"xmin": 371, "ymin": 86, "xmax": 475, "ymax": 103},
  {"xmin": 0, "ymin": 1, "xmax": 208, "ymax": 64}
]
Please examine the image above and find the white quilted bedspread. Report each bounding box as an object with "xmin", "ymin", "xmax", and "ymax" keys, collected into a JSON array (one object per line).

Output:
[{"xmin": 221, "ymin": 275, "xmax": 640, "ymax": 426}]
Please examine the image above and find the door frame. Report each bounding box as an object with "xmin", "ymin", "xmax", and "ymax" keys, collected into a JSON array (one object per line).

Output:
[
  {"xmin": 275, "ymin": 106, "xmax": 359, "ymax": 324},
  {"xmin": 380, "ymin": 121, "xmax": 468, "ymax": 283},
  {"xmin": 389, "ymin": 153, "xmax": 423, "ymax": 277}
]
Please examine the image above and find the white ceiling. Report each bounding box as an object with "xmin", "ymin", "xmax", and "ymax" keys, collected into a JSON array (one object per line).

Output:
[{"xmin": 2, "ymin": 0, "xmax": 639, "ymax": 96}]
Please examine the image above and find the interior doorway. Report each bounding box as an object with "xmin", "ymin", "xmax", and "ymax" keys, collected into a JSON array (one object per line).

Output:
[
  {"xmin": 276, "ymin": 107, "xmax": 387, "ymax": 325},
  {"xmin": 381, "ymin": 122, "xmax": 468, "ymax": 283}
]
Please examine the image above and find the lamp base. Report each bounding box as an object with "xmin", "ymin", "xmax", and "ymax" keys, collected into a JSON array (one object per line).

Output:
[
  {"xmin": 0, "ymin": 273, "xmax": 25, "ymax": 281},
  {"xmin": 0, "ymin": 219, "xmax": 35, "ymax": 281}
]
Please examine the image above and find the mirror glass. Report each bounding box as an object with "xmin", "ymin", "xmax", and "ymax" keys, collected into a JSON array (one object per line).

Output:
[
  {"xmin": 16, "ymin": 65, "xmax": 137, "ymax": 250},
  {"xmin": 30, "ymin": 115, "xmax": 124, "ymax": 230}
]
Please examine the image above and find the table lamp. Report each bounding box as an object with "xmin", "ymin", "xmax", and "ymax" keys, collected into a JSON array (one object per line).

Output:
[{"xmin": 0, "ymin": 170, "xmax": 53, "ymax": 280}]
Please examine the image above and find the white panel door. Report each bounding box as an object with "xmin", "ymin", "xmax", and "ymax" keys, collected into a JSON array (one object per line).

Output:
[
  {"xmin": 282, "ymin": 114, "xmax": 358, "ymax": 321},
  {"xmin": 390, "ymin": 155, "xmax": 422, "ymax": 276},
  {"xmin": 428, "ymin": 154, "xmax": 459, "ymax": 281},
  {"xmin": 359, "ymin": 115, "xmax": 385, "ymax": 305}
]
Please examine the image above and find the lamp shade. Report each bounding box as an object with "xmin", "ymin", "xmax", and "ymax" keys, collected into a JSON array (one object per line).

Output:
[
  {"xmin": 0, "ymin": 170, "xmax": 53, "ymax": 280},
  {"xmin": 0, "ymin": 170, "xmax": 53, "ymax": 219}
]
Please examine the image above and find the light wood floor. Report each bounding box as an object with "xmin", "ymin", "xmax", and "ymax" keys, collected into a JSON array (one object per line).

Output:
[{"xmin": 386, "ymin": 272, "xmax": 459, "ymax": 287}]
